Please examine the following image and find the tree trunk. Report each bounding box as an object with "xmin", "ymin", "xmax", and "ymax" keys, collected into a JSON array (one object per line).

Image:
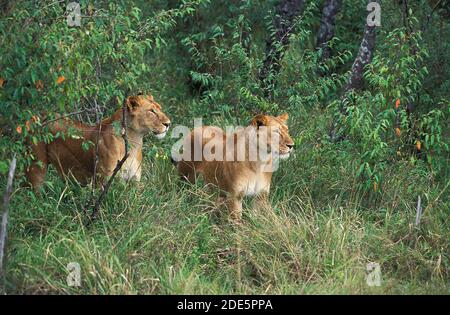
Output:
[
  {"xmin": 345, "ymin": 1, "xmax": 379, "ymax": 92},
  {"xmin": 316, "ymin": 0, "xmax": 341, "ymax": 63},
  {"xmin": 259, "ymin": 0, "xmax": 304, "ymax": 98},
  {"xmin": 329, "ymin": 0, "xmax": 380, "ymax": 141}
]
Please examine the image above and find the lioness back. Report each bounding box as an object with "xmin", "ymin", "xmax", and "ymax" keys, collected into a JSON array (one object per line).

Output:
[{"xmin": 25, "ymin": 94, "xmax": 170, "ymax": 189}]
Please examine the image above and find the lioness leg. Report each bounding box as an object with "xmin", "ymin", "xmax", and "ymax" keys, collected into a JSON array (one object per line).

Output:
[
  {"xmin": 25, "ymin": 142, "xmax": 48, "ymax": 189},
  {"xmin": 226, "ymin": 194, "xmax": 244, "ymax": 222}
]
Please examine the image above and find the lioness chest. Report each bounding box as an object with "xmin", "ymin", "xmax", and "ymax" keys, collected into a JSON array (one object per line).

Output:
[
  {"xmin": 121, "ymin": 149, "xmax": 142, "ymax": 181},
  {"xmin": 238, "ymin": 170, "xmax": 272, "ymax": 197},
  {"xmin": 97, "ymin": 135, "xmax": 143, "ymax": 182}
]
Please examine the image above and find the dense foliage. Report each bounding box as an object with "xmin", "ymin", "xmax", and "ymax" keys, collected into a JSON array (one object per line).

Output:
[{"xmin": 0, "ymin": 0, "xmax": 448, "ymax": 294}]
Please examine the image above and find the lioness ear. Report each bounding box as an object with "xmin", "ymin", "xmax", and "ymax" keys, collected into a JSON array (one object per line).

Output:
[
  {"xmin": 278, "ymin": 113, "xmax": 289, "ymax": 122},
  {"xmin": 251, "ymin": 115, "xmax": 268, "ymax": 129},
  {"xmin": 126, "ymin": 96, "xmax": 140, "ymax": 111},
  {"xmin": 146, "ymin": 94, "xmax": 154, "ymax": 102}
]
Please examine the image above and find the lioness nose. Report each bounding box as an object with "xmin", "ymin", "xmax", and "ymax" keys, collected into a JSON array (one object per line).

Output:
[
  {"xmin": 286, "ymin": 144, "xmax": 294, "ymax": 149},
  {"xmin": 163, "ymin": 122, "xmax": 170, "ymax": 128}
]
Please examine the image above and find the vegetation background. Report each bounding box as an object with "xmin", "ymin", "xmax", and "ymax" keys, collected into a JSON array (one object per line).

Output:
[{"xmin": 0, "ymin": 0, "xmax": 448, "ymax": 294}]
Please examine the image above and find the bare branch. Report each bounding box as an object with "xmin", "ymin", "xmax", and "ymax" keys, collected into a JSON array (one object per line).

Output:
[
  {"xmin": 41, "ymin": 108, "xmax": 96, "ymax": 127},
  {"xmin": 91, "ymin": 99, "xmax": 103, "ymax": 209}
]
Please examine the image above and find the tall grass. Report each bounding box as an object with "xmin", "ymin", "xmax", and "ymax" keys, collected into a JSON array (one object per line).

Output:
[{"xmin": 2, "ymin": 107, "xmax": 448, "ymax": 294}]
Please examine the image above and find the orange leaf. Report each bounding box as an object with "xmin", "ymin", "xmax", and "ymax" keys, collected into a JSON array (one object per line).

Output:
[
  {"xmin": 31, "ymin": 115, "xmax": 39, "ymax": 123},
  {"xmin": 25, "ymin": 120, "xmax": 31, "ymax": 131},
  {"xmin": 0, "ymin": 78, "xmax": 5, "ymax": 88},
  {"xmin": 395, "ymin": 99, "xmax": 400, "ymax": 109},
  {"xmin": 373, "ymin": 182, "xmax": 378, "ymax": 192},
  {"xmin": 16, "ymin": 125, "xmax": 22, "ymax": 134},
  {"xmin": 56, "ymin": 76, "xmax": 66, "ymax": 85},
  {"xmin": 395, "ymin": 127, "xmax": 401, "ymax": 137},
  {"xmin": 416, "ymin": 141, "xmax": 421, "ymax": 151},
  {"xmin": 35, "ymin": 80, "xmax": 44, "ymax": 91}
]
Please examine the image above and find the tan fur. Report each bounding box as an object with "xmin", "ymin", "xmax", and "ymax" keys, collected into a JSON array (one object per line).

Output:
[
  {"xmin": 177, "ymin": 113, "xmax": 294, "ymax": 221},
  {"xmin": 25, "ymin": 95, "xmax": 171, "ymax": 189}
]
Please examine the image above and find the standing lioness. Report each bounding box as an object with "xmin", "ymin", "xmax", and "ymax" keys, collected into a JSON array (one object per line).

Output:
[
  {"xmin": 175, "ymin": 113, "xmax": 294, "ymax": 221},
  {"xmin": 25, "ymin": 95, "xmax": 171, "ymax": 189}
]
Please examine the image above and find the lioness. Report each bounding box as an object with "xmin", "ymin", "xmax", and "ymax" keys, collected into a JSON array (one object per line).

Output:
[
  {"xmin": 25, "ymin": 94, "xmax": 171, "ymax": 189},
  {"xmin": 175, "ymin": 113, "xmax": 294, "ymax": 221}
]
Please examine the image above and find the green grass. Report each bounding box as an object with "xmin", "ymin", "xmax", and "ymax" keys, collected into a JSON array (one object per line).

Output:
[
  {"xmin": 2, "ymin": 109, "xmax": 448, "ymax": 295},
  {"xmin": 1, "ymin": 0, "xmax": 448, "ymax": 295}
]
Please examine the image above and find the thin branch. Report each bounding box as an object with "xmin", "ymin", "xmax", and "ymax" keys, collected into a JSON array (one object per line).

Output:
[
  {"xmin": 0, "ymin": 155, "xmax": 17, "ymax": 290},
  {"xmin": 41, "ymin": 108, "xmax": 96, "ymax": 127},
  {"xmin": 91, "ymin": 99, "xmax": 102, "ymax": 199},
  {"xmin": 90, "ymin": 95, "xmax": 130, "ymax": 220}
]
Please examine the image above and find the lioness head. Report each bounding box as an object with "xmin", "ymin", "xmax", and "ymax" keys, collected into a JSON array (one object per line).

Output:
[
  {"xmin": 250, "ymin": 113, "xmax": 294, "ymax": 160},
  {"xmin": 126, "ymin": 95, "xmax": 171, "ymax": 139}
]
